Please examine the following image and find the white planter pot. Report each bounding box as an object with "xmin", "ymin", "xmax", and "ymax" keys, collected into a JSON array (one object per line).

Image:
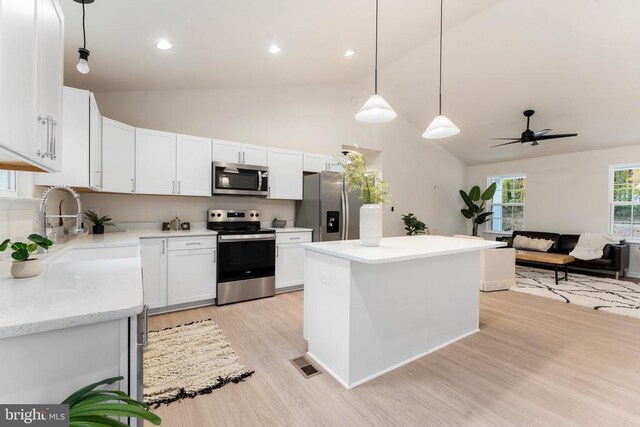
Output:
[
  {"xmin": 360, "ymin": 204, "xmax": 383, "ymax": 247},
  {"xmin": 11, "ymin": 259, "xmax": 42, "ymax": 279}
]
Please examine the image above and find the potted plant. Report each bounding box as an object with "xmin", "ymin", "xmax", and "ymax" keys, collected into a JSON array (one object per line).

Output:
[
  {"xmin": 459, "ymin": 183, "xmax": 497, "ymax": 236},
  {"xmin": 339, "ymin": 151, "xmax": 389, "ymax": 247},
  {"xmin": 401, "ymin": 213, "xmax": 427, "ymax": 236},
  {"xmin": 0, "ymin": 234, "xmax": 53, "ymax": 278},
  {"xmin": 83, "ymin": 210, "xmax": 115, "ymax": 235},
  {"xmin": 63, "ymin": 376, "xmax": 161, "ymax": 426}
]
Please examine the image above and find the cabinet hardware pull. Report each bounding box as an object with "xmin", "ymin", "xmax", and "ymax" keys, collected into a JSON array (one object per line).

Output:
[
  {"xmin": 131, "ymin": 178, "xmax": 135, "ymax": 193},
  {"xmin": 276, "ymin": 245, "xmax": 279, "ymax": 257},
  {"xmin": 36, "ymin": 115, "xmax": 48, "ymax": 158},
  {"xmin": 243, "ymin": 152, "xmax": 246, "ymax": 163},
  {"xmin": 172, "ymin": 180, "xmax": 176, "ymax": 194},
  {"xmin": 50, "ymin": 117, "xmax": 57, "ymax": 160},
  {"xmin": 213, "ymin": 249, "xmax": 217, "ymax": 262},
  {"xmin": 162, "ymin": 240, "xmax": 165, "ymax": 254},
  {"xmin": 186, "ymin": 242, "xmax": 202, "ymax": 245},
  {"xmin": 290, "ymin": 237, "xmax": 301, "ymax": 240},
  {"xmin": 238, "ymin": 151, "xmax": 242, "ymax": 163},
  {"xmin": 178, "ymin": 181, "xmax": 181, "ymax": 194},
  {"xmin": 142, "ymin": 305, "xmax": 149, "ymax": 347}
]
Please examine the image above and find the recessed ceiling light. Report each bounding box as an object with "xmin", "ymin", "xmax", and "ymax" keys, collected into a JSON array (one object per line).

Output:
[
  {"xmin": 269, "ymin": 44, "xmax": 281, "ymax": 54},
  {"xmin": 344, "ymin": 49, "xmax": 356, "ymax": 57},
  {"xmin": 156, "ymin": 40, "xmax": 173, "ymax": 50}
]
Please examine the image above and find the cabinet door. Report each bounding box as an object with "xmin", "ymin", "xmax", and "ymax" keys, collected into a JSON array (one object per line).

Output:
[
  {"xmin": 276, "ymin": 243, "xmax": 305, "ymax": 289},
  {"xmin": 102, "ymin": 118, "xmax": 135, "ymax": 193},
  {"xmin": 0, "ymin": 0, "xmax": 37, "ymax": 162},
  {"xmin": 303, "ymin": 153, "xmax": 330, "ymax": 173},
  {"xmin": 135, "ymin": 128, "xmax": 177, "ymax": 195},
  {"xmin": 328, "ymin": 158, "xmax": 344, "ymax": 173},
  {"xmin": 89, "ymin": 93, "xmax": 102, "ymax": 190},
  {"xmin": 140, "ymin": 239, "xmax": 168, "ymax": 310},
  {"xmin": 241, "ymin": 143, "xmax": 267, "ymax": 166},
  {"xmin": 168, "ymin": 248, "xmax": 216, "ymax": 305},
  {"xmin": 267, "ymin": 148, "xmax": 303, "ymax": 200},
  {"xmin": 212, "ymin": 139, "xmax": 242, "ymax": 164},
  {"xmin": 35, "ymin": 0, "xmax": 63, "ymax": 171},
  {"xmin": 176, "ymin": 134, "xmax": 211, "ymax": 196}
]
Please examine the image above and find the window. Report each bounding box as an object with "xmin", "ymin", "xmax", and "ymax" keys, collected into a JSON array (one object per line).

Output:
[
  {"xmin": 0, "ymin": 170, "xmax": 16, "ymax": 196},
  {"xmin": 610, "ymin": 164, "xmax": 640, "ymax": 239},
  {"xmin": 488, "ymin": 175, "xmax": 526, "ymax": 232}
]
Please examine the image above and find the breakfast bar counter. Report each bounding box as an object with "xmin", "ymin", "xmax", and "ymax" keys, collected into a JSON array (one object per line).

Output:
[{"xmin": 302, "ymin": 235, "xmax": 504, "ymax": 388}]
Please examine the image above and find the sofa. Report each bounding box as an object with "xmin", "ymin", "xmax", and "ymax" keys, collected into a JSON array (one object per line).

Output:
[{"xmin": 501, "ymin": 231, "xmax": 630, "ymax": 279}]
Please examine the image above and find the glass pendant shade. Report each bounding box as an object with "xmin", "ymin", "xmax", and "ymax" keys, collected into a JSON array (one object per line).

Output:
[
  {"xmin": 355, "ymin": 94, "xmax": 397, "ymax": 123},
  {"xmin": 422, "ymin": 114, "xmax": 460, "ymax": 139},
  {"xmin": 76, "ymin": 58, "xmax": 89, "ymax": 74}
]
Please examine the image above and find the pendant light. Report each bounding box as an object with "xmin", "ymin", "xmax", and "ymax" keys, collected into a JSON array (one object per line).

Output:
[
  {"xmin": 355, "ymin": 0, "xmax": 397, "ymax": 123},
  {"xmin": 423, "ymin": 0, "xmax": 459, "ymax": 139},
  {"xmin": 74, "ymin": 0, "xmax": 94, "ymax": 74}
]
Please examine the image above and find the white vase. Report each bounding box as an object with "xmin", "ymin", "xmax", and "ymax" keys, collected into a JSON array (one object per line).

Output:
[
  {"xmin": 11, "ymin": 259, "xmax": 42, "ymax": 279},
  {"xmin": 360, "ymin": 204, "xmax": 383, "ymax": 247}
]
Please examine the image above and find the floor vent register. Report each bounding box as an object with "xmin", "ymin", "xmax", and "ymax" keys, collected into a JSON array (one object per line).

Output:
[{"xmin": 290, "ymin": 356, "xmax": 322, "ymax": 379}]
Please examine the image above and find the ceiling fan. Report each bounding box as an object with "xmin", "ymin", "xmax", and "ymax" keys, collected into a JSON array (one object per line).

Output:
[{"xmin": 491, "ymin": 110, "xmax": 578, "ymax": 147}]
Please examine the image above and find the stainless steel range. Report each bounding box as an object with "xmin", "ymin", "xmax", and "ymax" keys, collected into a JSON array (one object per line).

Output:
[{"xmin": 207, "ymin": 209, "xmax": 276, "ymax": 305}]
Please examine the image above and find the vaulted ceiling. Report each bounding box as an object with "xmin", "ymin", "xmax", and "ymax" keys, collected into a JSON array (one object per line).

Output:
[{"xmin": 61, "ymin": 0, "xmax": 640, "ymax": 165}]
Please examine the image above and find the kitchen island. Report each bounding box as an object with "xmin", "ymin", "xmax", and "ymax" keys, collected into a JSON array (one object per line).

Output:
[{"xmin": 302, "ymin": 235, "xmax": 504, "ymax": 388}]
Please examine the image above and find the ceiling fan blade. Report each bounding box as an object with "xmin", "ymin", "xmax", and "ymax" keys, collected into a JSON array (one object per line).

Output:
[
  {"xmin": 534, "ymin": 133, "xmax": 578, "ymax": 141},
  {"xmin": 491, "ymin": 137, "xmax": 522, "ymax": 140},
  {"xmin": 491, "ymin": 140, "xmax": 521, "ymax": 148},
  {"xmin": 534, "ymin": 128, "xmax": 552, "ymax": 137}
]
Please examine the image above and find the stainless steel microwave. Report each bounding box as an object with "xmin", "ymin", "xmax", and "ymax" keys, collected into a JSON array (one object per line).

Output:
[{"xmin": 212, "ymin": 162, "xmax": 269, "ymax": 196}]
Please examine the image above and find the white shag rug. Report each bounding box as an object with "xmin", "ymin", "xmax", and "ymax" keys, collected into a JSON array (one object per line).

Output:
[
  {"xmin": 143, "ymin": 319, "xmax": 254, "ymax": 407},
  {"xmin": 513, "ymin": 266, "xmax": 640, "ymax": 319}
]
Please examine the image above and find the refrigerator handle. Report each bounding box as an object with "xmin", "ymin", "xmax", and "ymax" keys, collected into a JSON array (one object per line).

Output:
[{"xmin": 341, "ymin": 188, "xmax": 347, "ymax": 240}]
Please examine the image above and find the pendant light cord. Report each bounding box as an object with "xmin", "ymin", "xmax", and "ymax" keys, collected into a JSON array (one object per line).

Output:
[
  {"xmin": 82, "ymin": 0, "xmax": 87, "ymax": 49},
  {"xmin": 374, "ymin": 0, "xmax": 379, "ymax": 94},
  {"xmin": 438, "ymin": 0, "xmax": 443, "ymax": 115}
]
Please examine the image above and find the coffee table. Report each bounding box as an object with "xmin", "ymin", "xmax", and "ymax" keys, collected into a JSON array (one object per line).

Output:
[{"xmin": 515, "ymin": 251, "xmax": 575, "ymax": 284}]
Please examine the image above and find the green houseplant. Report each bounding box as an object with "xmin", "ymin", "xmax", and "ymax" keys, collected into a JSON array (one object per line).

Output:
[
  {"xmin": 339, "ymin": 151, "xmax": 390, "ymax": 247},
  {"xmin": 401, "ymin": 213, "xmax": 427, "ymax": 236},
  {"xmin": 0, "ymin": 234, "xmax": 52, "ymax": 278},
  {"xmin": 459, "ymin": 183, "xmax": 497, "ymax": 236},
  {"xmin": 63, "ymin": 376, "xmax": 161, "ymax": 426},
  {"xmin": 84, "ymin": 210, "xmax": 115, "ymax": 235}
]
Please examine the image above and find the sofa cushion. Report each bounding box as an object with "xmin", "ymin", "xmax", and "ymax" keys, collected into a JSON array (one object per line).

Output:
[
  {"xmin": 512, "ymin": 231, "xmax": 560, "ymax": 250},
  {"xmin": 513, "ymin": 235, "xmax": 555, "ymax": 252},
  {"xmin": 572, "ymin": 257, "xmax": 614, "ymax": 267},
  {"xmin": 557, "ymin": 234, "xmax": 580, "ymax": 254}
]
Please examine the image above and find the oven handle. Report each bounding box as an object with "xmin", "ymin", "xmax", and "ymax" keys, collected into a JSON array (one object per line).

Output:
[
  {"xmin": 218, "ymin": 234, "xmax": 276, "ymax": 242},
  {"xmin": 258, "ymin": 170, "xmax": 263, "ymax": 191}
]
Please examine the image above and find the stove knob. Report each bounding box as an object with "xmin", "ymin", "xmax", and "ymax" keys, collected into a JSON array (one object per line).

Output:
[
  {"xmin": 250, "ymin": 213, "xmax": 254, "ymax": 217},
  {"xmin": 217, "ymin": 213, "xmax": 222, "ymax": 217},
  {"xmin": 255, "ymin": 213, "xmax": 259, "ymax": 217}
]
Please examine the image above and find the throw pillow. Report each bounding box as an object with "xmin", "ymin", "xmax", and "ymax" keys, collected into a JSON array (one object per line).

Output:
[{"xmin": 513, "ymin": 235, "xmax": 554, "ymax": 252}]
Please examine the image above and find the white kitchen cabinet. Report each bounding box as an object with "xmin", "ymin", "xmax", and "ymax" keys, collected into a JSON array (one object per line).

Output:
[
  {"xmin": 135, "ymin": 128, "xmax": 177, "ymax": 195},
  {"xmin": 168, "ymin": 246, "xmax": 217, "ymax": 305},
  {"xmin": 276, "ymin": 231, "xmax": 311, "ymax": 290},
  {"xmin": 102, "ymin": 118, "xmax": 135, "ymax": 193},
  {"xmin": 140, "ymin": 238, "xmax": 168, "ymax": 310},
  {"xmin": 303, "ymin": 153, "xmax": 344, "ymax": 173},
  {"xmin": 34, "ymin": 87, "xmax": 102, "ymax": 189},
  {"xmin": 212, "ymin": 139, "xmax": 242, "ymax": 163},
  {"xmin": 176, "ymin": 134, "xmax": 211, "ymax": 196},
  {"xmin": 0, "ymin": 0, "xmax": 63, "ymax": 172},
  {"xmin": 267, "ymin": 148, "xmax": 303, "ymax": 200},
  {"xmin": 212, "ymin": 139, "xmax": 268, "ymax": 166}
]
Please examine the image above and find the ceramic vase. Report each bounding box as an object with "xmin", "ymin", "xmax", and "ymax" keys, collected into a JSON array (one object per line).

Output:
[
  {"xmin": 360, "ymin": 204, "xmax": 383, "ymax": 247},
  {"xmin": 11, "ymin": 259, "xmax": 42, "ymax": 279}
]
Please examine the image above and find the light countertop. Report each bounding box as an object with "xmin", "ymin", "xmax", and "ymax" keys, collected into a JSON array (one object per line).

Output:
[
  {"xmin": 269, "ymin": 227, "xmax": 313, "ymax": 233},
  {"xmin": 302, "ymin": 235, "xmax": 505, "ymax": 264}
]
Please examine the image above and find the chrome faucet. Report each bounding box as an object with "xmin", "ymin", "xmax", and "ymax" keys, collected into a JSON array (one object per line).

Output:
[{"xmin": 39, "ymin": 185, "xmax": 84, "ymax": 246}]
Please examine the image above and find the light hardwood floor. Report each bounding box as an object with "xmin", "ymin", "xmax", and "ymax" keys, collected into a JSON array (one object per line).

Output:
[{"xmin": 148, "ymin": 290, "xmax": 640, "ymax": 426}]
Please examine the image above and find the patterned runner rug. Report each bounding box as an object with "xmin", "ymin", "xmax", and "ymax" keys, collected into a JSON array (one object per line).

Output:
[
  {"xmin": 513, "ymin": 266, "xmax": 640, "ymax": 319},
  {"xmin": 144, "ymin": 319, "xmax": 254, "ymax": 407}
]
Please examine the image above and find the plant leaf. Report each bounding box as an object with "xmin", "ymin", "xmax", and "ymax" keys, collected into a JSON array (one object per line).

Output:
[
  {"xmin": 481, "ymin": 182, "xmax": 497, "ymax": 201},
  {"xmin": 11, "ymin": 249, "xmax": 29, "ymax": 261},
  {"xmin": 0, "ymin": 239, "xmax": 10, "ymax": 251},
  {"xmin": 70, "ymin": 404, "xmax": 161, "ymax": 424},
  {"xmin": 459, "ymin": 190, "xmax": 475, "ymax": 210},
  {"xmin": 69, "ymin": 415, "xmax": 130, "ymax": 427},
  {"xmin": 62, "ymin": 377, "xmax": 124, "ymax": 407},
  {"xmin": 28, "ymin": 234, "xmax": 52, "ymax": 248},
  {"xmin": 461, "ymin": 209, "xmax": 474, "ymax": 219},
  {"xmin": 469, "ymin": 186, "xmax": 481, "ymax": 201},
  {"xmin": 474, "ymin": 212, "xmax": 494, "ymax": 224}
]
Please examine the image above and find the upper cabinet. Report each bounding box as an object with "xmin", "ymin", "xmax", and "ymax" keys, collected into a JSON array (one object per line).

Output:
[
  {"xmin": 0, "ymin": 0, "xmax": 64, "ymax": 172},
  {"xmin": 135, "ymin": 128, "xmax": 177, "ymax": 195},
  {"xmin": 267, "ymin": 148, "xmax": 303, "ymax": 200},
  {"xmin": 303, "ymin": 153, "xmax": 343, "ymax": 173},
  {"xmin": 102, "ymin": 118, "xmax": 135, "ymax": 193},
  {"xmin": 176, "ymin": 134, "xmax": 211, "ymax": 196},
  {"xmin": 212, "ymin": 139, "xmax": 267, "ymax": 166},
  {"xmin": 34, "ymin": 87, "xmax": 101, "ymax": 189}
]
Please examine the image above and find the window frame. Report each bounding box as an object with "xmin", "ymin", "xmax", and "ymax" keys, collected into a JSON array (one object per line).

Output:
[
  {"xmin": 0, "ymin": 170, "xmax": 17, "ymax": 197},
  {"xmin": 486, "ymin": 174, "xmax": 527, "ymax": 233},
  {"xmin": 609, "ymin": 163, "xmax": 640, "ymax": 240}
]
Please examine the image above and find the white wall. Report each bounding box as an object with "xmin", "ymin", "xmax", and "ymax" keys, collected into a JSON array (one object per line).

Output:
[
  {"xmin": 92, "ymin": 83, "xmax": 467, "ymax": 236},
  {"xmin": 467, "ymin": 144, "xmax": 640, "ymax": 276}
]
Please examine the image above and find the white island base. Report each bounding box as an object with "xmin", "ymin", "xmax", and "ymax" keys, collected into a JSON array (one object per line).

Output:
[{"xmin": 303, "ymin": 236, "xmax": 503, "ymax": 388}]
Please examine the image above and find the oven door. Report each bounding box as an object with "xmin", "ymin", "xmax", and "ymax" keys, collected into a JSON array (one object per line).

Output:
[{"xmin": 212, "ymin": 162, "xmax": 268, "ymax": 196}]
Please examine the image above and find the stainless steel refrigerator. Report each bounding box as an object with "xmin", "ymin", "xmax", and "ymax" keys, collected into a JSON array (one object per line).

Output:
[{"xmin": 295, "ymin": 172, "xmax": 363, "ymax": 242}]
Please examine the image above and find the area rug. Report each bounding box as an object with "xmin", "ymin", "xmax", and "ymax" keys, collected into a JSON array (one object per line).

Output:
[
  {"xmin": 512, "ymin": 266, "xmax": 640, "ymax": 319},
  {"xmin": 143, "ymin": 319, "xmax": 254, "ymax": 407}
]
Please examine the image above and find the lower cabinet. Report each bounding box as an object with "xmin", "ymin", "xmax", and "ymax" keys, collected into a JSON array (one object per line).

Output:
[
  {"xmin": 275, "ymin": 231, "xmax": 312, "ymax": 290},
  {"xmin": 141, "ymin": 236, "xmax": 216, "ymax": 312}
]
